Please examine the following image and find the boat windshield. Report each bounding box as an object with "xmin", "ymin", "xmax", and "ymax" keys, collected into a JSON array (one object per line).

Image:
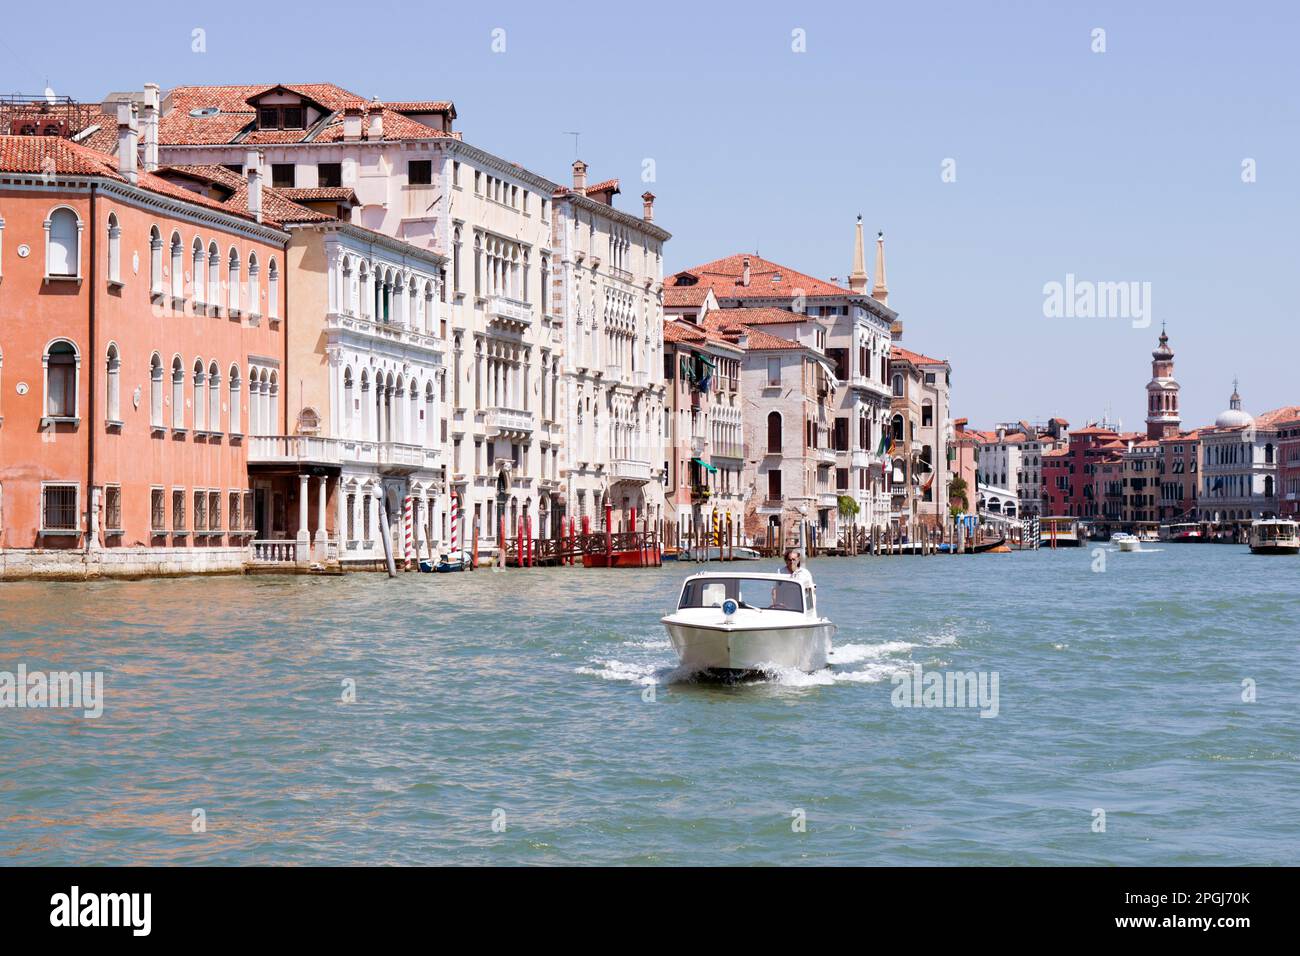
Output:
[{"xmin": 678, "ymin": 577, "xmax": 805, "ymax": 612}]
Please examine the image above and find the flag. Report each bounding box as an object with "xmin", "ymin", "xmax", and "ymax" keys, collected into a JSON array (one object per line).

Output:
[
  {"xmin": 922, "ymin": 472, "xmax": 935, "ymax": 493},
  {"xmin": 877, "ymin": 430, "xmax": 891, "ymax": 456}
]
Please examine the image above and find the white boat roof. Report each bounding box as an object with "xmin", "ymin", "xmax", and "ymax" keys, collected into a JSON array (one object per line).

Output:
[{"xmin": 1252, "ymin": 518, "xmax": 1296, "ymax": 525}]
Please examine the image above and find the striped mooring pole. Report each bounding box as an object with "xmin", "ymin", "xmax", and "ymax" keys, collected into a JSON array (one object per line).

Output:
[{"xmin": 402, "ymin": 495, "xmax": 414, "ymax": 569}]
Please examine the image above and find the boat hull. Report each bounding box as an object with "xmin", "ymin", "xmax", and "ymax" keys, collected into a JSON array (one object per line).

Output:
[
  {"xmin": 661, "ymin": 619, "xmax": 834, "ymax": 674},
  {"xmin": 1249, "ymin": 545, "xmax": 1300, "ymax": 555}
]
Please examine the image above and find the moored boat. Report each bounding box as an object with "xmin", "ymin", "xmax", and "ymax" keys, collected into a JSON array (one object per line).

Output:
[
  {"xmin": 1248, "ymin": 519, "xmax": 1300, "ymax": 555},
  {"xmin": 678, "ymin": 545, "xmax": 762, "ymax": 562},
  {"xmin": 661, "ymin": 572, "xmax": 835, "ymax": 676}
]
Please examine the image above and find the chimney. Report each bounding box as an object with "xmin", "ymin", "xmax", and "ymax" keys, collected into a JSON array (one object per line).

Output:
[
  {"xmin": 367, "ymin": 99, "xmax": 384, "ymax": 140},
  {"xmin": 115, "ymin": 101, "xmax": 138, "ymax": 185},
  {"xmin": 742, "ymin": 257, "xmax": 751, "ymax": 287},
  {"xmin": 245, "ymin": 149, "xmax": 263, "ymax": 223},
  {"xmin": 572, "ymin": 159, "xmax": 588, "ymax": 192},
  {"xmin": 343, "ymin": 107, "xmax": 363, "ymax": 142},
  {"xmin": 140, "ymin": 82, "xmax": 160, "ymax": 172},
  {"xmin": 641, "ymin": 191, "xmax": 655, "ymax": 222},
  {"xmin": 737, "ymin": 333, "xmax": 749, "ymax": 349}
]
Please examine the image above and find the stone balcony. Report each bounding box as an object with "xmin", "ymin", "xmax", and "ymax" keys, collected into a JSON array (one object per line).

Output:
[
  {"xmin": 486, "ymin": 295, "xmax": 532, "ymax": 328},
  {"xmin": 609, "ymin": 458, "xmax": 653, "ymax": 483},
  {"xmin": 485, "ymin": 406, "xmax": 534, "ymax": 437},
  {"xmin": 247, "ymin": 434, "xmax": 341, "ymax": 466},
  {"xmin": 711, "ymin": 443, "xmax": 746, "ymax": 463},
  {"xmin": 813, "ymin": 447, "xmax": 838, "ymax": 465},
  {"xmin": 326, "ymin": 311, "xmax": 445, "ymax": 357}
]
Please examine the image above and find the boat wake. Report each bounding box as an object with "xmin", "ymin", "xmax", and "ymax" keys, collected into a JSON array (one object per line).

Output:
[{"xmin": 576, "ymin": 637, "xmax": 922, "ymax": 688}]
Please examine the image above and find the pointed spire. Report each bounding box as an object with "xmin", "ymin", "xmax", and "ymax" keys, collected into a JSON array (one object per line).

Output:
[
  {"xmin": 848, "ymin": 215, "xmax": 868, "ymax": 293},
  {"xmin": 872, "ymin": 230, "xmax": 889, "ymax": 305},
  {"xmin": 1230, "ymin": 377, "xmax": 1241, "ymax": 410}
]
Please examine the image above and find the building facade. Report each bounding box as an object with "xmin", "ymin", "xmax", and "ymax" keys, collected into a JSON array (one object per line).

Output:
[
  {"xmin": 661, "ymin": 318, "xmax": 745, "ymax": 546},
  {"xmin": 888, "ymin": 346, "xmax": 952, "ymax": 528},
  {"xmin": 148, "ymin": 82, "xmax": 564, "ymax": 555},
  {"xmin": 550, "ymin": 161, "xmax": 670, "ymax": 533},
  {"xmin": 0, "ymin": 127, "xmax": 286, "ymax": 578}
]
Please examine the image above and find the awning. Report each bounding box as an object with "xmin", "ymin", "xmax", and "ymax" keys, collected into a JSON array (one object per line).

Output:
[
  {"xmin": 692, "ymin": 457, "xmax": 718, "ymax": 473},
  {"xmin": 695, "ymin": 354, "xmax": 716, "ymax": 368}
]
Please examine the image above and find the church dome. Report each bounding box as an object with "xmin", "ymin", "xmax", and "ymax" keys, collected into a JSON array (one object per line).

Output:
[{"xmin": 1216, "ymin": 381, "xmax": 1253, "ymax": 428}]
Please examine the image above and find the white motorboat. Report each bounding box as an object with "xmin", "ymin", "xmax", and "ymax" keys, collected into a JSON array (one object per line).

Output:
[
  {"xmin": 1112, "ymin": 532, "xmax": 1140, "ymax": 552},
  {"xmin": 660, "ymin": 572, "xmax": 835, "ymax": 676},
  {"xmin": 1248, "ymin": 519, "xmax": 1300, "ymax": 555}
]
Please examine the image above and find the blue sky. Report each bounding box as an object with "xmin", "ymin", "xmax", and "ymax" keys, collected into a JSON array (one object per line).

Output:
[{"xmin": 3, "ymin": 0, "xmax": 1295, "ymax": 429}]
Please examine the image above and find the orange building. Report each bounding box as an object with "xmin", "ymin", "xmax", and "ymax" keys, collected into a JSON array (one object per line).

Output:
[{"xmin": 0, "ymin": 115, "xmax": 287, "ymax": 577}]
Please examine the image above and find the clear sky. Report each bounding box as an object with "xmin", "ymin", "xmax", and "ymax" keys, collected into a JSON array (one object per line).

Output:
[{"xmin": 3, "ymin": 0, "xmax": 1295, "ymax": 430}]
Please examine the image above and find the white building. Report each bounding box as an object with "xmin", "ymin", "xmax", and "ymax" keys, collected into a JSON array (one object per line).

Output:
[{"xmin": 550, "ymin": 161, "xmax": 671, "ymax": 531}]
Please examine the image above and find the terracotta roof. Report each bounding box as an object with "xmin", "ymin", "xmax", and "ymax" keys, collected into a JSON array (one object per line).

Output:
[
  {"xmin": 277, "ymin": 186, "xmax": 358, "ymax": 203},
  {"xmin": 663, "ymin": 320, "xmax": 707, "ymax": 343},
  {"xmin": 157, "ymin": 163, "xmax": 332, "ymax": 224},
  {"xmin": 1255, "ymin": 405, "xmax": 1300, "ymax": 427},
  {"xmin": 664, "ymin": 285, "xmax": 710, "ymax": 307},
  {"xmin": 0, "ymin": 136, "xmax": 279, "ymax": 227},
  {"xmin": 583, "ymin": 178, "xmax": 619, "ymax": 194},
  {"xmin": 704, "ymin": 306, "xmax": 808, "ymax": 327},
  {"xmin": 384, "ymin": 100, "xmax": 456, "ymax": 117},
  {"xmin": 890, "ymin": 346, "xmax": 948, "ymax": 367},
  {"xmin": 160, "ymin": 83, "xmax": 456, "ymax": 146},
  {"xmin": 708, "ymin": 323, "xmax": 803, "ymax": 351},
  {"xmin": 668, "ymin": 252, "xmax": 856, "ymax": 301}
]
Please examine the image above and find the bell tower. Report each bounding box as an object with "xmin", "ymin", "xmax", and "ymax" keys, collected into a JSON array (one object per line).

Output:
[{"xmin": 1145, "ymin": 323, "xmax": 1180, "ymax": 439}]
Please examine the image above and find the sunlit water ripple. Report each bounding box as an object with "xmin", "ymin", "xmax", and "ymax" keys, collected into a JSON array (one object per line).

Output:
[{"xmin": 1, "ymin": 544, "xmax": 1297, "ymax": 865}]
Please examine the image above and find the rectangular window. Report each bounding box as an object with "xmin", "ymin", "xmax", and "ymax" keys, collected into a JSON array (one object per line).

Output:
[
  {"xmin": 271, "ymin": 164, "xmax": 295, "ymax": 188},
  {"xmin": 151, "ymin": 488, "xmax": 166, "ymax": 533},
  {"xmin": 836, "ymin": 468, "xmax": 849, "ymax": 490},
  {"xmin": 408, "ymin": 160, "xmax": 433, "ymax": 185},
  {"xmin": 259, "ymin": 107, "xmax": 278, "ymax": 129},
  {"xmin": 172, "ymin": 489, "xmax": 187, "ymax": 532},
  {"xmin": 282, "ymin": 106, "xmax": 304, "ymax": 129},
  {"xmin": 229, "ymin": 492, "xmax": 241, "ymax": 533},
  {"xmin": 41, "ymin": 484, "xmax": 78, "ymax": 531},
  {"xmin": 318, "ymin": 163, "xmax": 342, "ymax": 187},
  {"xmin": 193, "ymin": 490, "xmax": 207, "ymax": 533},
  {"xmin": 104, "ymin": 485, "xmax": 122, "ymax": 532},
  {"xmin": 347, "ymin": 494, "xmax": 356, "ymax": 540},
  {"xmin": 243, "ymin": 491, "xmax": 255, "ymax": 531},
  {"xmin": 767, "ymin": 357, "xmax": 781, "ymax": 387},
  {"xmin": 768, "ymin": 470, "xmax": 782, "ymax": 501},
  {"xmin": 209, "ymin": 491, "xmax": 222, "ymax": 532},
  {"xmin": 922, "ymin": 405, "xmax": 934, "ymax": 427}
]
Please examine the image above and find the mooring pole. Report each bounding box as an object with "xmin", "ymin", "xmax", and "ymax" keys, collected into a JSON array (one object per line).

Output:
[{"xmin": 378, "ymin": 498, "xmax": 398, "ymax": 579}]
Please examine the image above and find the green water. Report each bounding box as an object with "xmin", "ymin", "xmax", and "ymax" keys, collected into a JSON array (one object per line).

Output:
[{"xmin": 1, "ymin": 543, "xmax": 1296, "ymax": 864}]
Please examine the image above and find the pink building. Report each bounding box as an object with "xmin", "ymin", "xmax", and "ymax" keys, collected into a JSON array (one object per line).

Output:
[{"xmin": 0, "ymin": 122, "xmax": 287, "ymax": 578}]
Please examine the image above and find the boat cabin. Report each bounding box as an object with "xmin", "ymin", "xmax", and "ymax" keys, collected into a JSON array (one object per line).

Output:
[{"xmin": 677, "ymin": 574, "xmax": 816, "ymax": 617}]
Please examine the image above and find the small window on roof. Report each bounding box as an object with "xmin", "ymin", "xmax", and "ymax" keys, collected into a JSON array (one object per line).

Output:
[{"xmin": 283, "ymin": 106, "xmax": 304, "ymax": 129}]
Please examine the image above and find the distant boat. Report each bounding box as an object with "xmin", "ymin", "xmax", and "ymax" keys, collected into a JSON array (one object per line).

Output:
[
  {"xmin": 421, "ymin": 548, "xmax": 471, "ymax": 573},
  {"xmin": 1160, "ymin": 522, "xmax": 1204, "ymax": 543},
  {"xmin": 1248, "ymin": 519, "xmax": 1300, "ymax": 556},
  {"xmin": 1112, "ymin": 532, "xmax": 1141, "ymax": 552}
]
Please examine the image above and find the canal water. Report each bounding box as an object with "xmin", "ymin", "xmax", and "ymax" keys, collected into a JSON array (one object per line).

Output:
[{"xmin": 2, "ymin": 544, "xmax": 1296, "ymax": 865}]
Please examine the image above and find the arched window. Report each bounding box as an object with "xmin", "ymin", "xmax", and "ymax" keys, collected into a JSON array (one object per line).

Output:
[
  {"xmin": 227, "ymin": 248, "xmax": 241, "ymax": 314},
  {"xmin": 208, "ymin": 360, "xmax": 221, "ymax": 431},
  {"xmin": 43, "ymin": 339, "xmax": 79, "ymax": 419},
  {"xmin": 105, "ymin": 344, "xmax": 121, "ymax": 423},
  {"xmin": 46, "ymin": 207, "xmax": 81, "ymax": 278},
  {"xmin": 359, "ymin": 370, "xmax": 370, "ymax": 439},
  {"xmin": 248, "ymin": 252, "xmax": 261, "ymax": 316},
  {"xmin": 767, "ymin": 411, "xmax": 782, "ymax": 453},
  {"xmin": 343, "ymin": 367, "xmax": 354, "ymax": 437},
  {"xmin": 192, "ymin": 238, "xmax": 205, "ymax": 306},
  {"xmin": 358, "ymin": 261, "xmax": 370, "ymax": 319},
  {"xmin": 207, "ymin": 241, "xmax": 220, "ymax": 309},
  {"xmin": 193, "ymin": 359, "xmax": 207, "ymax": 431},
  {"xmin": 171, "ymin": 357, "xmax": 185, "ymax": 429},
  {"xmin": 891, "ymin": 414, "xmax": 904, "ymax": 442},
  {"xmin": 267, "ymin": 257, "xmax": 279, "ymax": 319},
  {"xmin": 892, "ymin": 373, "xmax": 904, "ymax": 397},
  {"xmin": 106, "ymin": 214, "xmax": 122, "ymax": 284},
  {"xmin": 149, "ymin": 226, "xmax": 163, "ymax": 295},
  {"xmin": 170, "ymin": 232, "xmax": 184, "ymax": 300},
  {"xmin": 150, "ymin": 353, "xmax": 164, "ymax": 427},
  {"xmin": 268, "ymin": 371, "xmax": 279, "ymax": 433},
  {"xmin": 228, "ymin": 365, "xmax": 242, "ymax": 435},
  {"xmin": 425, "ymin": 380, "xmax": 436, "ymax": 447}
]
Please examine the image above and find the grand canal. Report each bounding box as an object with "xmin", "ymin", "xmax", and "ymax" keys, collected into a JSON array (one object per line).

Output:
[{"xmin": 1, "ymin": 544, "xmax": 1296, "ymax": 865}]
